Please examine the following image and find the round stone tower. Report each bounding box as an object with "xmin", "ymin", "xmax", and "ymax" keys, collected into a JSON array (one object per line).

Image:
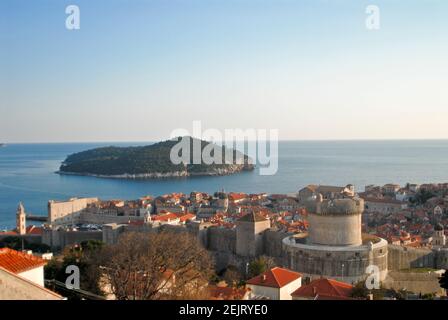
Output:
[
  {"xmin": 305, "ymin": 196, "xmax": 364, "ymax": 246},
  {"xmin": 283, "ymin": 188, "xmax": 388, "ymax": 284}
]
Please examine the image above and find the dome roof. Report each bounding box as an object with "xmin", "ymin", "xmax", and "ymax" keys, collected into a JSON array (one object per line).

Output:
[{"xmin": 434, "ymin": 223, "xmax": 444, "ymax": 231}]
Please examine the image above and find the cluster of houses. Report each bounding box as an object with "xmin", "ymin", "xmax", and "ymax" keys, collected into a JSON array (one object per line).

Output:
[
  {"xmin": 78, "ymin": 191, "xmax": 308, "ymax": 233},
  {"xmin": 210, "ymin": 267, "xmax": 355, "ymax": 300},
  {"xmin": 1, "ymin": 182, "xmax": 448, "ymax": 300},
  {"xmin": 0, "ymin": 244, "xmax": 356, "ymax": 300},
  {"xmin": 3, "ymin": 183, "xmax": 447, "ymax": 252},
  {"xmin": 359, "ymin": 183, "xmax": 448, "ymax": 248},
  {"xmin": 0, "ymin": 247, "xmax": 62, "ymax": 300}
]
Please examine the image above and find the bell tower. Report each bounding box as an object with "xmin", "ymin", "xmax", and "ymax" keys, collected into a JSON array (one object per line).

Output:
[
  {"xmin": 433, "ymin": 223, "xmax": 446, "ymax": 248},
  {"xmin": 16, "ymin": 202, "xmax": 26, "ymax": 235}
]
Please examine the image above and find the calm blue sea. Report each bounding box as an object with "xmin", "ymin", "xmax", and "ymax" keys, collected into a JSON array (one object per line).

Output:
[{"xmin": 1, "ymin": 140, "xmax": 448, "ymax": 229}]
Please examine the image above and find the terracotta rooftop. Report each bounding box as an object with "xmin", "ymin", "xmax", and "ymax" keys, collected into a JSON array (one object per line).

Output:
[
  {"xmin": 208, "ymin": 285, "xmax": 250, "ymax": 300},
  {"xmin": 291, "ymin": 278, "xmax": 353, "ymax": 299},
  {"xmin": 152, "ymin": 212, "xmax": 179, "ymax": 222},
  {"xmin": 26, "ymin": 225, "xmax": 43, "ymax": 235},
  {"xmin": 176, "ymin": 213, "xmax": 196, "ymax": 222},
  {"xmin": 246, "ymin": 267, "xmax": 302, "ymax": 288},
  {"xmin": 0, "ymin": 248, "xmax": 47, "ymax": 274},
  {"xmin": 0, "ymin": 225, "xmax": 43, "ymax": 236}
]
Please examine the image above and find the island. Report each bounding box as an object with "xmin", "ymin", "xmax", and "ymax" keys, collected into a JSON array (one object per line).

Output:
[{"xmin": 57, "ymin": 137, "xmax": 255, "ymax": 179}]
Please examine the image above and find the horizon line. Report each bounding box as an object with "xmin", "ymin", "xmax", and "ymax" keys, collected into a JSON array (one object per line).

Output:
[{"xmin": 3, "ymin": 138, "xmax": 448, "ymax": 144}]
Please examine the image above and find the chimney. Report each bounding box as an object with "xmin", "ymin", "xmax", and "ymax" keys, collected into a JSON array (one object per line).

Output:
[
  {"xmin": 262, "ymin": 274, "xmax": 267, "ymax": 282},
  {"xmin": 312, "ymin": 286, "xmax": 317, "ymax": 295}
]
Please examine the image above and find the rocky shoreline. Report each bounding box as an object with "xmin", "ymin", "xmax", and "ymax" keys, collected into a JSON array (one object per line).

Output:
[{"xmin": 56, "ymin": 164, "xmax": 254, "ymax": 179}]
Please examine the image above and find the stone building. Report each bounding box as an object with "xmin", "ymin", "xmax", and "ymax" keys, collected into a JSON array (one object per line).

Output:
[
  {"xmin": 283, "ymin": 196, "xmax": 389, "ymax": 284},
  {"xmin": 361, "ymin": 197, "xmax": 407, "ymax": 215},
  {"xmin": 298, "ymin": 184, "xmax": 354, "ymax": 203},
  {"xmin": 48, "ymin": 197, "xmax": 99, "ymax": 225},
  {"xmin": 236, "ymin": 212, "xmax": 271, "ymax": 257},
  {"xmin": 432, "ymin": 223, "xmax": 446, "ymax": 248},
  {"xmin": 0, "ymin": 248, "xmax": 63, "ymax": 300},
  {"xmin": 16, "ymin": 202, "xmax": 26, "ymax": 235}
]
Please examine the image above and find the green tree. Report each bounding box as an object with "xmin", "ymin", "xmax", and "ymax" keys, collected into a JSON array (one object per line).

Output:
[
  {"xmin": 0, "ymin": 236, "xmax": 50, "ymax": 253},
  {"xmin": 247, "ymin": 256, "xmax": 276, "ymax": 279},
  {"xmin": 44, "ymin": 241, "xmax": 105, "ymax": 299},
  {"xmin": 439, "ymin": 270, "xmax": 448, "ymax": 296},
  {"xmin": 222, "ymin": 265, "xmax": 244, "ymax": 286},
  {"xmin": 411, "ymin": 189, "xmax": 435, "ymax": 205},
  {"xmin": 351, "ymin": 281, "xmax": 369, "ymax": 299},
  {"xmin": 421, "ymin": 292, "xmax": 435, "ymax": 300}
]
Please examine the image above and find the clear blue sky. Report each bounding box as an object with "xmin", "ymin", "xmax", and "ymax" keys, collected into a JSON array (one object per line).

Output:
[{"xmin": 1, "ymin": 0, "xmax": 447, "ymax": 142}]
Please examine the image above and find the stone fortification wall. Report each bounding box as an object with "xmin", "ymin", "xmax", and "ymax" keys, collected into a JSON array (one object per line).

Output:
[{"xmin": 387, "ymin": 245, "xmax": 435, "ymax": 270}]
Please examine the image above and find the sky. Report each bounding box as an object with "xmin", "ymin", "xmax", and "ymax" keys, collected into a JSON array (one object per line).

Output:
[{"xmin": 1, "ymin": 0, "xmax": 448, "ymax": 143}]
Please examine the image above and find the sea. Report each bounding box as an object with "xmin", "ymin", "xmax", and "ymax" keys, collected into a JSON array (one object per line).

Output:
[{"xmin": 1, "ymin": 140, "xmax": 448, "ymax": 230}]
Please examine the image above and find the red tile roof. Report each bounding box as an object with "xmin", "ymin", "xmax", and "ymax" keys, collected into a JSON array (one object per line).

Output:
[
  {"xmin": 208, "ymin": 285, "xmax": 250, "ymax": 300},
  {"xmin": 26, "ymin": 225, "xmax": 43, "ymax": 235},
  {"xmin": 128, "ymin": 220, "xmax": 145, "ymax": 226},
  {"xmin": 152, "ymin": 212, "xmax": 179, "ymax": 222},
  {"xmin": 291, "ymin": 278, "xmax": 353, "ymax": 299},
  {"xmin": 0, "ymin": 231, "xmax": 18, "ymax": 236},
  {"xmin": 246, "ymin": 267, "xmax": 302, "ymax": 288},
  {"xmin": 176, "ymin": 213, "xmax": 196, "ymax": 222},
  {"xmin": 0, "ymin": 248, "xmax": 47, "ymax": 274},
  {"xmin": 0, "ymin": 225, "xmax": 43, "ymax": 236},
  {"xmin": 229, "ymin": 193, "xmax": 247, "ymax": 201}
]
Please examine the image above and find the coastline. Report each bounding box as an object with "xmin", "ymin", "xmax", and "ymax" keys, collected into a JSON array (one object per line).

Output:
[{"xmin": 55, "ymin": 165, "xmax": 255, "ymax": 179}]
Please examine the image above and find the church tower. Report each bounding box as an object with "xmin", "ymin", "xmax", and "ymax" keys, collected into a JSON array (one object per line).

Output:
[
  {"xmin": 433, "ymin": 223, "xmax": 446, "ymax": 248},
  {"xmin": 144, "ymin": 210, "xmax": 152, "ymax": 224},
  {"xmin": 16, "ymin": 202, "xmax": 26, "ymax": 235}
]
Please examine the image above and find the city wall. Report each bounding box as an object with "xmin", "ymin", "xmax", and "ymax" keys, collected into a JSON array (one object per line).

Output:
[
  {"xmin": 42, "ymin": 229, "xmax": 102, "ymax": 250},
  {"xmin": 78, "ymin": 212, "xmax": 143, "ymax": 225},
  {"xmin": 383, "ymin": 270, "xmax": 445, "ymax": 295},
  {"xmin": 387, "ymin": 245, "xmax": 435, "ymax": 270},
  {"xmin": 264, "ymin": 230, "xmax": 291, "ymax": 262},
  {"xmin": 207, "ymin": 227, "xmax": 236, "ymax": 253}
]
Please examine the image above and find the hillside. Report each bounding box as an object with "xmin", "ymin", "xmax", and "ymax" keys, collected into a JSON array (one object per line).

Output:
[{"xmin": 58, "ymin": 137, "xmax": 254, "ymax": 178}]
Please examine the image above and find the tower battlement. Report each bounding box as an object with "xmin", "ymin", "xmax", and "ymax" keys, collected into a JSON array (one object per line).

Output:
[{"xmin": 304, "ymin": 197, "xmax": 364, "ymax": 216}]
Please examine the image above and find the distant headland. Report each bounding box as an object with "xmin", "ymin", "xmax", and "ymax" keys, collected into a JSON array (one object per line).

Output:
[{"xmin": 57, "ymin": 137, "xmax": 255, "ymax": 179}]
